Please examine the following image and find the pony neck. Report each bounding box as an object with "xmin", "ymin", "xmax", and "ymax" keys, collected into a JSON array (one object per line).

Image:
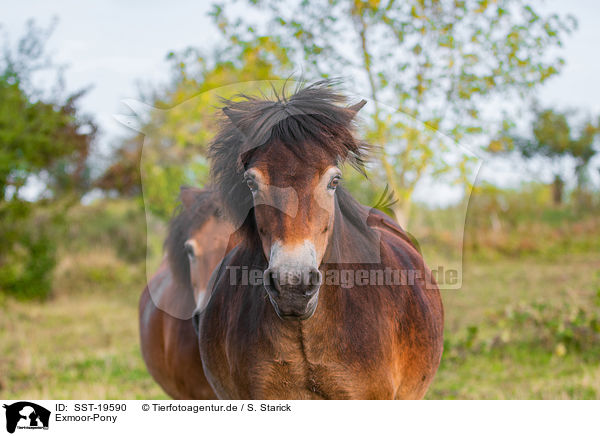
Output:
[{"xmin": 322, "ymin": 191, "xmax": 381, "ymax": 266}]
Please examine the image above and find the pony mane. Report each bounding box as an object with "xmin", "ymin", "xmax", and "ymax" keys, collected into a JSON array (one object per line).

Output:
[
  {"xmin": 165, "ymin": 187, "xmax": 222, "ymax": 290},
  {"xmin": 208, "ymin": 80, "xmax": 370, "ymax": 230}
]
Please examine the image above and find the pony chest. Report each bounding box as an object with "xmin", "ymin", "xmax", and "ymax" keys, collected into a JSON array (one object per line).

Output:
[
  {"xmin": 239, "ymin": 326, "xmax": 375, "ymax": 399},
  {"xmin": 243, "ymin": 348, "xmax": 344, "ymax": 399}
]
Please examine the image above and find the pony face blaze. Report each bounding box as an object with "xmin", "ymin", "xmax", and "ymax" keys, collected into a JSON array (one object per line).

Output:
[{"xmin": 244, "ymin": 141, "xmax": 341, "ymax": 319}]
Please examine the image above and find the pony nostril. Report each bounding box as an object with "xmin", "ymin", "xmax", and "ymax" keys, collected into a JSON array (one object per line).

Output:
[
  {"xmin": 309, "ymin": 268, "xmax": 322, "ymax": 287},
  {"xmin": 192, "ymin": 308, "xmax": 201, "ymax": 335},
  {"xmin": 302, "ymin": 269, "xmax": 322, "ymax": 297},
  {"xmin": 263, "ymin": 269, "xmax": 280, "ymax": 295},
  {"xmin": 184, "ymin": 242, "xmax": 195, "ymax": 259},
  {"xmin": 265, "ymin": 267, "xmax": 321, "ymax": 299}
]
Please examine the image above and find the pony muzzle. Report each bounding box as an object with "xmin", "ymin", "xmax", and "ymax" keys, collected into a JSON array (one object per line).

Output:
[
  {"xmin": 263, "ymin": 241, "xmax": 323, "ymax": 320},
  {"xmin": 263, "ymin": 266, "xmax": 322, "ymax": 320}
]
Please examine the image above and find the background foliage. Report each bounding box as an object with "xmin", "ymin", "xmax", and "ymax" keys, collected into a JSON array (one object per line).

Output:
[
  {"xmin": 0, "ymin": 20, "xmax": 96, "ymax": 298},
  {"xmin": 1, "ymin": 2, "xmax": 599, "ymax": 399}
]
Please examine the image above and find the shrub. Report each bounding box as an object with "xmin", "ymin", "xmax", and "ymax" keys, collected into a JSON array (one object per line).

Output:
[
  {"xmin": 0, "ymin": 203, "xmax": 57, "ymax": 299},
  {"xmin": 444, "ymin": 294, "xmax": 600, "ymax": 363}
]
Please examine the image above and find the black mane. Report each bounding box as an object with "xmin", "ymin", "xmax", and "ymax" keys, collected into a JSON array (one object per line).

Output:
[
  {"xmin": 165, "ymin": 187, "xmax": 222, "ymax": 290},
  {"xmin": 208, "ymin": 80, "xmax": 371, "ymax": 230}
]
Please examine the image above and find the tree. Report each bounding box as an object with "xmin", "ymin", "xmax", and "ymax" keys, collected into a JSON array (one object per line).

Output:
[
  {"xmin": 94, "ymin": 135, "xmax": 143, "ymax": 197},
  {"xmin": 0, "ymin": 19, "xmax": 97, "ymax": 201},
  {"xmin": 495, "ymin": 107, "xmax": 598, "ymax": 205},
  {"xmin": 570, "ymin": 116, "xmax": 599, "ymax": 196},
  {"xmin": 210, "ymin": 0, "xmax": 576, "ymax": 225},
  {"xmin": 108, "ymin": 32, "xmax": 291, "ymax": 219},
  {"xmin": 0, "ymin": 20, "xmax": 96, "ymax": 298}
]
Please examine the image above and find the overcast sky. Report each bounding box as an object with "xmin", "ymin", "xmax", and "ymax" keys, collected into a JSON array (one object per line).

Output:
[{"xmin": 3, "ymin": 0, "xmax": 599, "ymax": 203}]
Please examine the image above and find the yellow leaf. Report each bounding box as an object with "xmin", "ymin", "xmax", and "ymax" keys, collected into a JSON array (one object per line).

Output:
[{"xmin": 555, "ymin": 343, "xmax": 567, "ymax": 357}]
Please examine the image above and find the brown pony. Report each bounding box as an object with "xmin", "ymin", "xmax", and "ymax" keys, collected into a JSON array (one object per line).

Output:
[
  {"xmin": 194, "ymin": 81, "xmax": 444, "ymax": 399},
  {"xmin": 139, "ymin": 187, "xmax": 234, "ymax": 399}
]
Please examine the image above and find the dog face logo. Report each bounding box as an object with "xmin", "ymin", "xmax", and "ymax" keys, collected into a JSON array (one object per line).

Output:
[{"xmin": 2, "ymin": 402, "xmax": 50, "ymax": 433}]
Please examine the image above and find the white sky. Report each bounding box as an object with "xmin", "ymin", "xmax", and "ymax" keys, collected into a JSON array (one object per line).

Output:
[
  {"xmin": 2, "ymin": 0, "xmax": 600, "ymax": 203},
  {"xmin": 2, "ymin": 0, "xmax": 218, "ymax": 142}
]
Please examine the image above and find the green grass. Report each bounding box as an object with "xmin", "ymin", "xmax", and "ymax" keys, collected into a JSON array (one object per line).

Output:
[
  {"xmin": 1, "ymin": 195, "xmax": 599, "ymax": 399},
  {"xmin": 0, "ymin": 280, "xmax": 167, "ymax": 399},
  {"xmin": 429, "ymin": 345, "xmax": 600, "ymax": 399},
  {"xmin": 426, "ymin": 252, "xmax": 600, "ymax": 399},
  {"xmin": 1, "ymin": 250, "xmax": 598, "ymax": 399}
]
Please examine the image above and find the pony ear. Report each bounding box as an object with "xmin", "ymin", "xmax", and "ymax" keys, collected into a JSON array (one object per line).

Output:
[
  {"xmin": 222, "ymin": 106, "xmax": 234, "ymax": 120},
  {"xmin": 222, "ymin": 106, "xmax": 251, "ymax": 140},
  {"xmin": 222, "ymin": 107, "xmax": 243, "ymax": 130},
  {"xmin": 348, "ymin": 99, "xmax": 367, "ymax": 118},
  {"xmin": 180, "ymin": 186, "xmax": 203, "ymax": 211}
]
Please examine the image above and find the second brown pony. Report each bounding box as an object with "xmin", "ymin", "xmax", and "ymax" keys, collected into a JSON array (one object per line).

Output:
[{"xmin": 139, "ymin": 187, "xmax": 233, "ymax": 399}]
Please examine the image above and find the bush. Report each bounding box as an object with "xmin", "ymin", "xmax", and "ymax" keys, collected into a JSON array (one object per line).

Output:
[
  {"xmin": 0, "ymin": 198, "xmax": 148, "ymax": 300},
  {"xmin": 63, "ymin": 199, "xmax": 147, "ymax": 263},
  {"xmin": 411, "ymin": 182, "xmax": 600, "ymax": 260},
  {"xmin": 0, "ymin": 203, "xmax": 57, "ymax": 299},
  {"xmin": 444, "ymin": 293, "xmax": 600, "ymax": 363}
]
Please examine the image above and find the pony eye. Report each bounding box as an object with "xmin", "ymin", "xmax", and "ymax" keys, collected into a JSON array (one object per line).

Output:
[
  {"xmin": 328, "ymin": 175, "xmax": 341, "ymax": 190},
  {"xmin": 184, "ymin": 242, "xmax": 195, "ymax": 259},
  {"xmin": 245, "ymin": 178, "xmax": 258, "ymax": 193}
]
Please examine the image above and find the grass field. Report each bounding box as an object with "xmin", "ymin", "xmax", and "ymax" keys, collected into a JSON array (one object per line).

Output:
[
  {"xmin": 430, "ymin": 252, "xmax": 600, "ymax": 399},
  {"xmin": 1, "ymin": 245, "xmax": 598, "ymax": 399}
]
